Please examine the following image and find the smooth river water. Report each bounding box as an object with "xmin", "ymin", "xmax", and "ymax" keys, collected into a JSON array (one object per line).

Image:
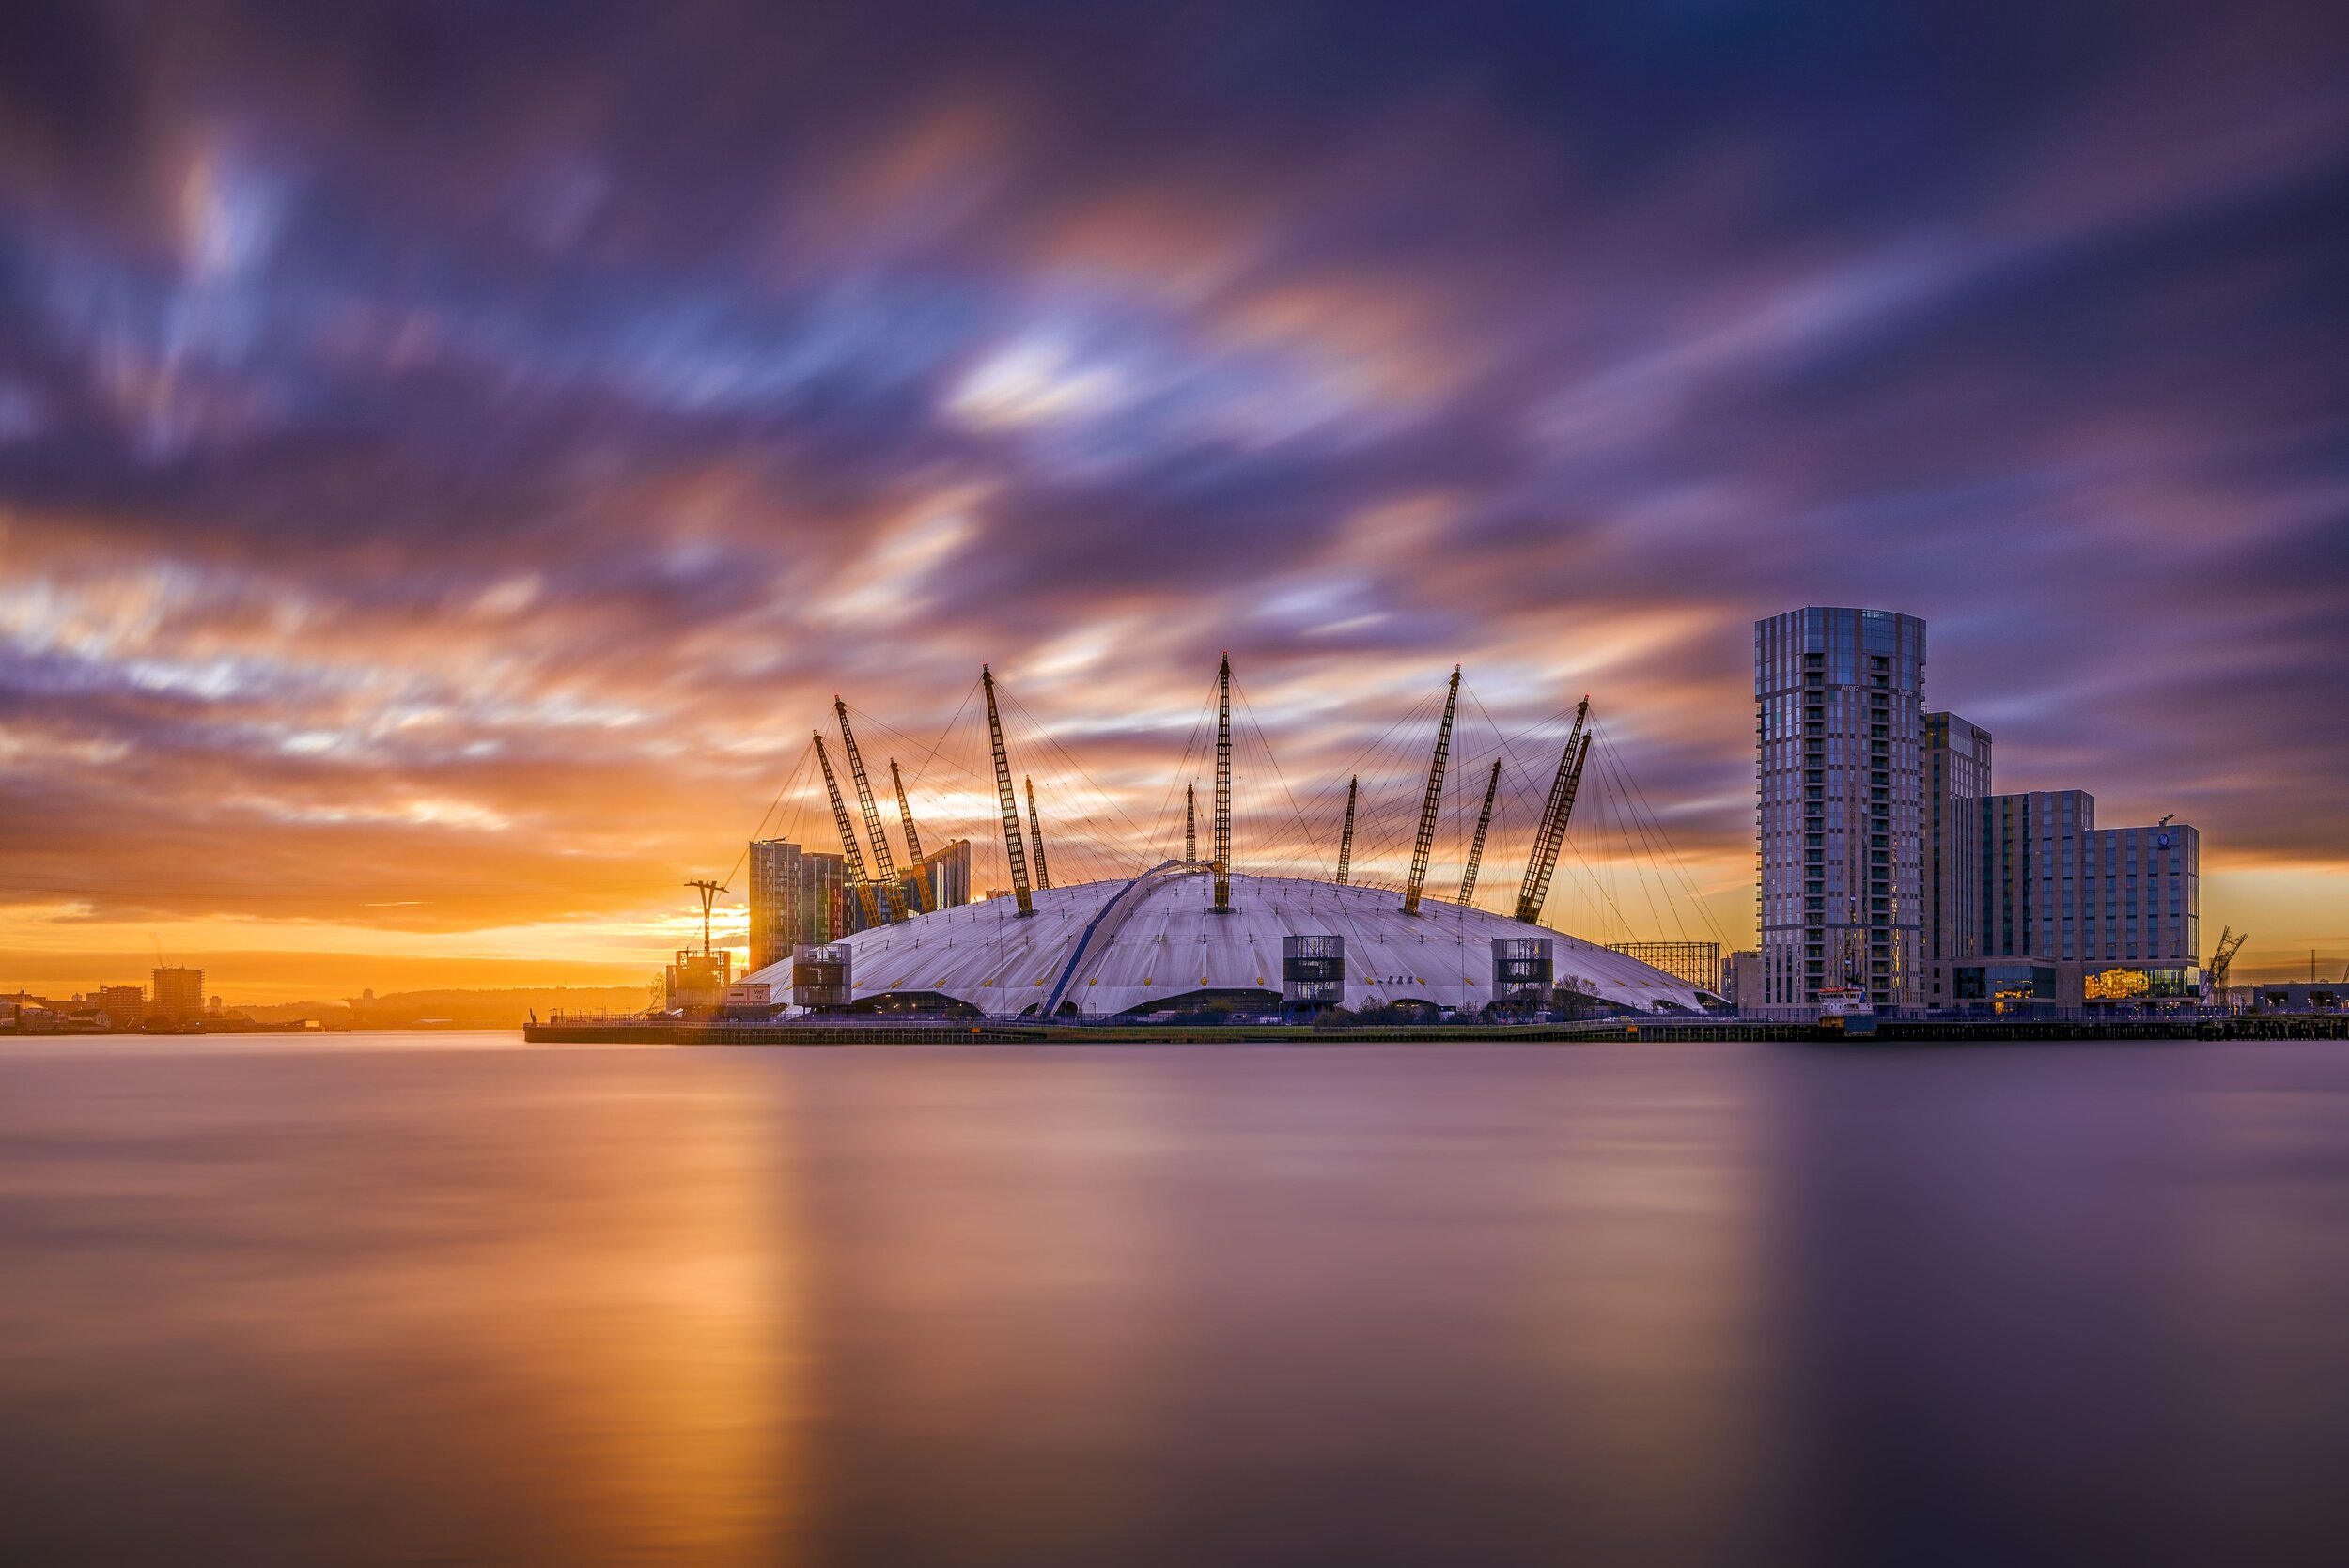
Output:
[{"xmin": 3, "ymin": 1033, "xmax": 2346, "ymax": 1566}]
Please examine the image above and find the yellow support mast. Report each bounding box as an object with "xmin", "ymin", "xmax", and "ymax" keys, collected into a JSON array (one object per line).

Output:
[
  {"xmin": 813, "ymin": 733, "xmax": 882, "ymax": 928},
  {"xmin": 890, "ymin": 758, "xmax": 928, "ymax": 914},
  {"xmin": 1402, "ymin": 666, "xmax": 1461, "ymax": 916},
  {"xmin": 982, "ymin": 666, "xmax": 1034, "ymax": 917},
  {"xmin": 1514, "ymin": 699, "xmax": 1592, "ymax": 924},
  {"xmin": 1212, "ymin": 655, "xmax": 1234, "ymax": 912},
  {"xmin": 1458, "ymin": 757, "xmax": 1501, "ymax": 904},
  {"xmin": 833, "ymin": 698, "xmax": 906, "ymax": 924},
  {"xmin": 1335, "ymin": 775, "xmax": 1358, "ymax": 886},
  {"xmin": 1024, "ymin": 775, "xmax": 1051, "ymax": 891}
]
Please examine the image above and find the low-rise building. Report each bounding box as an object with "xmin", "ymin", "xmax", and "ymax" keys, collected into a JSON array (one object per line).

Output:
[
  {"xmin": 2245, "ymin": 982, "xmax": 2349, "ymax": 1014},
  {"xmin": 664, "ymin": 950, "xmax": 732, "ymax": 1013},
  {"xmin": 1721, "ymin": 950, "xmax": 1763, "ymax": 1010},
  {"xmin": 95, "ymin": 984, "xmax": 145, "ymax": 1025},
  {"xmin": 1603, "ymin": 940, "xmax": 1722, "ymax": 994}
]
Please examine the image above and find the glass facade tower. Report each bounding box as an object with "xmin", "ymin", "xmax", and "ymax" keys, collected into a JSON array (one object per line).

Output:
[{"xmin": 1755, "ymin": 608, "xmax": 1927, "ymax": 1008}]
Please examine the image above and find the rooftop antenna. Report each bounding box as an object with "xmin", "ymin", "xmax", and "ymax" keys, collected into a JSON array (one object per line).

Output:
[
  {"xmin": 1402, "ymin": 666, "xmax": 1461, "ymax": 916},
  {"xmin": 1185, "ymin": 782, "xmax": 1197, "ymax": 863},
  {"xmin": 683, "ymin": 878, "xmax": 728, "ymax": 957}
]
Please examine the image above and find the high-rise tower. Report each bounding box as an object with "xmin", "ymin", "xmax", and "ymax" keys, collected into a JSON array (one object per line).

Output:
[
  {"xmin": 1924, "ymin": 710, "xmax": 1993, "ymax": 1003},
  {"xmin": 1755, "ymin": 608, "xmax": 1926, "ymax": 1009}
]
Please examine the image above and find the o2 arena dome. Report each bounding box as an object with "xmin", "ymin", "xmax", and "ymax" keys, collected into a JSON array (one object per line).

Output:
[
  {"xmin": 746, "ymin": 861, "xmax": 1708, "ymax": 1018},
  {"xmin": 734, "ymin": 660, "xmax": 1720, "ymax": 1023}
]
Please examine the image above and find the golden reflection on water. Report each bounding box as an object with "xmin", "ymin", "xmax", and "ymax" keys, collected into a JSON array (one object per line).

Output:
[
  {"xmin": 0, "ymin": 1038, "xmax": 806, "ymax": 1566},
  {"xmin": 439, "ymin": 1071, "xmax": 804, "ymax": 1564}
]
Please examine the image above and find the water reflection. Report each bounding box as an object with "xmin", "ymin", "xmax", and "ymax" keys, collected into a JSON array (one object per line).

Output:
[
  {"xmin": 5, "ymin": 1036, "xmax": 2349, "ymax": 1566},
  {"xmin": 2173, "ymin": 1052, "xmax": 2349, "ymax": 1565},
  {"xmin": 1762, "ymin": 1043, "xmax": 2349, "ymax": 1567},
  {"xmin": 765, "ymin": 1044, "xmax": 1793, "ymax": 1563},
  {"xmin": 0, "ymin": 1036, "xmax": 803, "ymax": 1565}
]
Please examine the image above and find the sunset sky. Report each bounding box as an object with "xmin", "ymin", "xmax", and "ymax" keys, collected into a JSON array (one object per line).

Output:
[{"xmin": 4, "ymin": 1, "xmax": 2346, "ymax": 1001}]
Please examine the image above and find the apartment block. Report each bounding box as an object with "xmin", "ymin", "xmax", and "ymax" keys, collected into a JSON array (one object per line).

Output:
[{"xmin": 1755, "ymin": 607, "xmax": 1927, "ymax": 1008}]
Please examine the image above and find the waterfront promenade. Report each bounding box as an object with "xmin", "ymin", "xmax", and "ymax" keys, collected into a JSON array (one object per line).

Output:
[{"xmin": 522, "ymin": 1012, "xmax": 2349, "ymax": 1047}]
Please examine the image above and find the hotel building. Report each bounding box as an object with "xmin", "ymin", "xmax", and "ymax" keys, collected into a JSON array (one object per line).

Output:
[{"xmin": 1976, "ymin": 792, "xmax": 2200, "ymax": 1001}]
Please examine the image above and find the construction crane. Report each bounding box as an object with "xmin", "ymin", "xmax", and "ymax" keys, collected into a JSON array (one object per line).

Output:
[
  {"xmin": 814, "ymin": 733, "xmax": 883, "ymax": 928},
  {"xmin": 683, "ymin": 878, "xmax": 728, "ymax": 956},
  {"xmin": 981, "ymin": 665, "xmax": 1034, "ymax": 917},
  {"xmin": 833, "ymin": 698, "xmax": 906, "ymax": 924},
  {"xmin": 1459, "ymin": 757, "xmax": 1501, "ymax": 905},
  {"xmin": 1514, "ymin": 698, "xmax": 1592, "ymax": 924},
  {"xmin": 2208, "ymin": 924, "xmax": 2248, "ymax": 994},
  {"xmin": 1024, "ymin": 775, "xmax": 1051, "ymax": 891},
  {"xmin": 889, "ymin": 758, "xmax": 928, "ymax": 914},
  {"xmin": 1402, "ymin": 666, "xmax": 1461, "ymax": 916},
  {"xmin": 1185, "ymin": 782, "xmax": 1197, "ymax": 863},
  {"xmin": 1335, "ymin": 776, "xmax": 1358, "ymax": 886},
  {"xmin": 1212, "ymin": 654, "xmax": 1234, "ymax": 912}
]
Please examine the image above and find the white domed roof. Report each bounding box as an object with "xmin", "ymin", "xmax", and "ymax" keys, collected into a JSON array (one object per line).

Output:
[{"xmin": 747, "ymin": 862, "xmax": 1705, "ymax": 1017}]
